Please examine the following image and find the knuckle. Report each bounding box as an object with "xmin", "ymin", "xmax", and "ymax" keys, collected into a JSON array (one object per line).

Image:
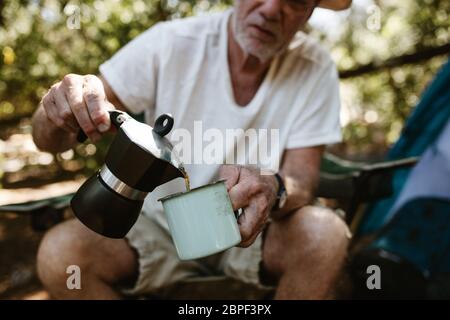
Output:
[
  {"xmin": 241, "ymin": 233, "xmax": 258, "ymax": 248},
  {"xmin": 90, "ymin": 110, "xmax": 105, "ymax": 124},
  {"xmin": 49, "ymin": 86, "xmax": 58, "ymax": 98},
  {"xmin": 240, "ymin": 229, "xmax": 252, "ymax": 243},
  {"xmin": 249, "ymin": 182, "xmax": 262, "ymax": 195},
  {"xmin": 84, "ymin": 74, "xmax": 104, "ymax": 90},
  {"xmin": 62, "ymin": 74, "xmax": 78, "ymax": 86},
  {"xmin": 219, "ymin": 164, "xmax": 230, "ymax": 175},
  {"xmin": 84, "ymin": 91, "xmax": 100, "ymax": 103},
  {"xmin": 65, "ymin": 87, "xmax": 83, "ymax": 106},
  {"xmin": 240, "ymin": 167, "xmax": 250, "ymax": 177},
  {"xmin": 47, "ymin": 113, "xmax": 64, "ymax": 128},
  {"xmin": 42, "ymin": 93, "xmax": 52, "ymax": 106},
  {"xmin": 83, "ymin": 74, "xmax": 98, "ymax": 82},
  {"xmin": 239, "ymin": 241, "xmax": 251, "ymax": 248},
  {"xmin": 71, "ymin": 97, "xmax": 85, "ymax": 111},
  {"xmin": 243, "ymin": 192, "xmax": 252, "ymax": 205},
  {"xmin": 59, "ymin": 109, "xmax": 74, "ymax": 122}
]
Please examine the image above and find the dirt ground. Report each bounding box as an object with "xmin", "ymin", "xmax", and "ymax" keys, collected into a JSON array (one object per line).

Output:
[
  {"xmin": 0, "ymin": 211, "xmax": 48, "ymax": 299},
  {"xmin": 0, "ymin": 180, "xmax": 82, "ymax": 300}
]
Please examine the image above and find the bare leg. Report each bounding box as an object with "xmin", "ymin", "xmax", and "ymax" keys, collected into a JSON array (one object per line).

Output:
[
  {"xmin": 37, "ymin": 219, "xmax": 138, "ymax": 299},
  {"xmin": 262, "ymin": 206, "xmax": 350, "ymax": 300}
]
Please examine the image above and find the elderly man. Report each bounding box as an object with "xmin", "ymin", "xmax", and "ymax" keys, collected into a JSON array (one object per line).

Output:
[{"xmin": 32, "ymin": 0, "xmax": 351, "ymax": 299}]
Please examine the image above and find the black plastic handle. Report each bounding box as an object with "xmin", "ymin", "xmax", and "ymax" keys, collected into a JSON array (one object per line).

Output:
[
  {"xmin": 76, "ymin": 110, "xmax": 126, "ymax": 143},
  {"xmin": 153, "ymin": 114, "xmax": 174, "ymax": 137},
  {"xmin": 77, "ymin": 128, "xmax": 88, "ymax": 143}
]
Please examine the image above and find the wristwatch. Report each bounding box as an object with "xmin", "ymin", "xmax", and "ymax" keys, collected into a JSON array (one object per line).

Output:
[{"xmin": 273, "ymin": 173, "xmax": 287, "ymax": 210}]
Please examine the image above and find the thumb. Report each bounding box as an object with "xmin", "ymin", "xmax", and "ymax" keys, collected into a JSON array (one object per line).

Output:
[
  {"xmin": 103, "ymin": 101, "xmax": 118, "ymax": 133},
  {"xmin": 219, "ymin": 165, "xmax": 241, "ymax": 191}
]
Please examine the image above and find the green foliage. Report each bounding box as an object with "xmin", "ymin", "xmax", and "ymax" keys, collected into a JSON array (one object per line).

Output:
[
  {"xmin": 322, "ymin": 0, "xmax": 449, "ymax": 157},
  {"xmin": 0, "ymin": 0, "xmax": 231, "ymax": 122}
]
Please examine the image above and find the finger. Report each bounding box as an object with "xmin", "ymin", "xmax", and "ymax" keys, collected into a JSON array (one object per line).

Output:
[
  {"xmin": 82, "ymin": 75, "xmax": 112, "ymax": 133},
  {"xmin": 237, "ymin": 201, "xmax": 260, "ymax": 246},
  {"xmin": 42, "ymin": 88, "xmax": 73, "ymax": 133},
  {"xmin": 219, "ymin": 165, "xmax": 241, "ymax": 191},
  {"xmin": 53, "ymin": 83, "xmax": 78, "ymax": 132},
  {"xmin": 238, "ymin": 229, "xmax": 261, "ymax": 248},
  {"xmin": 228, "ymin": 178, "xmax": 262, "ymax": 211},
  {"xmin": 63, "ymin": 74, "xmax": 100, "ymax": 142},
  {"xmin": 238, "ymin": 215, "xmax": 267, "ymax": 248},
  {"xmin": 237, "ymin": 194, "xmax": 270, "ymax": 247}
]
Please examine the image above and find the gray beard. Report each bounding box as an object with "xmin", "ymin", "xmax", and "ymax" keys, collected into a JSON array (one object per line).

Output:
[{"xmin": 231, "ymin": 15, "xmax": 282, "ymax": 64}]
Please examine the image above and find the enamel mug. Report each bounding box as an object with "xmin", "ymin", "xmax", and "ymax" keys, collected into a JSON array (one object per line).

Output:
[{"xmin": 159, "ymin": 180, "xmax": 241, "ymax": 260}]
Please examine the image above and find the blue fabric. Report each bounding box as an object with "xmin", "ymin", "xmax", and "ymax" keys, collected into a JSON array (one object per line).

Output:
[
  {"xmin": 388, "ymin": 119, "xmax": 450, "ymax": 219},
  {"xmin": 370, "ymin": 198, "xmax": 450, "ymax": 275},
  {"xmin": 358, "ymin": 58, "xmax": 450, "ymax": 235}
]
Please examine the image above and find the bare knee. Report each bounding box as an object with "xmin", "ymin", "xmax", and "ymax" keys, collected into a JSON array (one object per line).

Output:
[
  {"xmin": 263, "ymin": 206, "xmax": 350, "ymax": 277},
  {"xmin": 287, "ymin": 206, "xmax": 350, "ymax": 256},
  {"xmin": 37, "ymin": 219, "xmax": 137, "ymax": 297},
  {"xmin": 37, "ymin": 220, "xmax": 95, "ymax": 291}
]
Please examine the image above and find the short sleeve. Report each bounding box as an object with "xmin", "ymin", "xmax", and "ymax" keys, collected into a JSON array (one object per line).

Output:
[
  {"xmin": 285, "ymin": 61, "xmax": 342, "ymax": 149},
  {"xmin": 99, "ymin": 23, "xmax": 166, "ymax": 114}
]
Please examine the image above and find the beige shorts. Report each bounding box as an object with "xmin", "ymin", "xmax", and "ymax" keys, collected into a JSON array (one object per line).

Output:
[{"xmin": 121, "ymin": 212, "xmax": 275, "ymax": 299}]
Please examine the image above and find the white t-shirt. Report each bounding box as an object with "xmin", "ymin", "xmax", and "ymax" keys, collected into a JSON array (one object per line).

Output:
[{"xmin": 99, "ymin": 9, "xmax": 342, "ymax": 222}]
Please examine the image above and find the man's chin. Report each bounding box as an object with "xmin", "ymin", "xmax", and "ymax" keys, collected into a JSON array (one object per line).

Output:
[
  {"xmin": 236, "ymin": 34, "xmax": 279, "ymax": 62},
  {"xmin": 246, "ymin": 45, "xmax": 279, "ymax": 62}
]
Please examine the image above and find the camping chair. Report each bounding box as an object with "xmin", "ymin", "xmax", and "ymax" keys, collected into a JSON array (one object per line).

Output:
[{"xmin": 342, "ymin": 61, "xmax": 450, "ymax": 298}]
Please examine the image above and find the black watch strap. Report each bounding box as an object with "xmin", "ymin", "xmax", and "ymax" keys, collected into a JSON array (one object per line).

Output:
[{"xmin": 273, "ymin": 173, "xmax": 286, "ymax": 209}]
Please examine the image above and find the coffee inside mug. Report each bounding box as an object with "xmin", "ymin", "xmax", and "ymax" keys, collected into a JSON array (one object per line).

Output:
[{"xmin": 159, "ymin": 180, "xmax": 241, "ymax": 260}]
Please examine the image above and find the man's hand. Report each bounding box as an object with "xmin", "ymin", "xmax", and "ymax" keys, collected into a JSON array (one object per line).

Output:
[
  {"xmin": 41, "ymin": 74, "xmax": 115, "ymax": 142},
  {"xmin": 219, "ymin": 165, "xmax": 278, "ymax": 248}
]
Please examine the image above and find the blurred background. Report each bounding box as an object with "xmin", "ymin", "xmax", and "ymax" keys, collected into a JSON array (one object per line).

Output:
[{"xmin": 0, "ymin": 0, "xmax": 449, "ymax": 299}]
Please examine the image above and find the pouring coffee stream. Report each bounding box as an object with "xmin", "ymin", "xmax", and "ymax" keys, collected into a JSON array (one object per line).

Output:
[
  {"xmin": 71, "ymin": 111, "xmax": 190, "ymax": 238},
  {"xmin": 183, "ymin": 170, "xmax": 191, "ymax": 191}
]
